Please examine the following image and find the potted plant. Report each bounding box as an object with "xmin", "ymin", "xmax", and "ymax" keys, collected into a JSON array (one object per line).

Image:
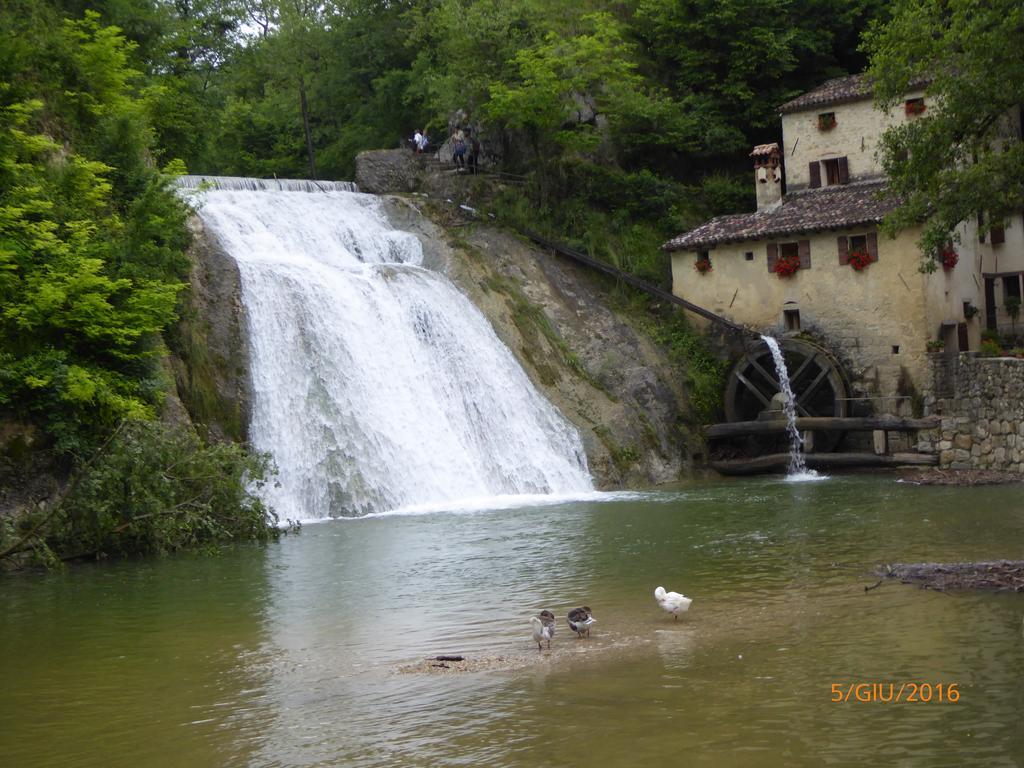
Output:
[
  {"xmin": 693, "ymin": 257, "xmax": 712, "ymax": 275},
  {"xmin": 926, "ymin": 339, "xmax": 945, "ymax": 353},
  {"xmin": 1005, "ymin": 295, "xmax": 1020, "ymax": 334},
  {"xmin": 774, "ymin": 253, "xmax": 801, "ymax": 278},
  {"xmin": 963, "ymin": 303, "xmax": 979, "ymax": 319},
  {"xmin": 940, "ymin": 247, "xmax": 958, "ymax": 271},
  {"xmin": 848, "ymin": 249, "xmax": 872, "ymax": 271},
  {"xmin": 817, "ymin": 113, "xmax": 836, "ymax": 131}
]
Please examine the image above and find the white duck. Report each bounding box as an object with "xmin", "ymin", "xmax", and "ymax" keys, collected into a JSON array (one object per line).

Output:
[
  {"xmin": 531, "ymin": 610, "xmax": 556, "ymax": 650},
  {"xmin": 654, "ymin": 586, "xmax": 693, "ymax": 620}
]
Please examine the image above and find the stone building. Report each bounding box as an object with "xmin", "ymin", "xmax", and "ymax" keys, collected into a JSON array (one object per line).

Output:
[{"xmin": 663, "ymin": 73, "xmax": 1024, "ymax": 408}]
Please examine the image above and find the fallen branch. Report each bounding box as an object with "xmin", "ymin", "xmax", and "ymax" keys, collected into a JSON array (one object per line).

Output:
[{"xmin": 879, "ymin": 560, "xmax": 1024, "ymax": 592}]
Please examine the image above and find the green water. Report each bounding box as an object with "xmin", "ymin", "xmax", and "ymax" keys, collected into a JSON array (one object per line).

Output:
[{"xmin": 2, "ymin": 476, "xmax": 1023, "ymax": 767}]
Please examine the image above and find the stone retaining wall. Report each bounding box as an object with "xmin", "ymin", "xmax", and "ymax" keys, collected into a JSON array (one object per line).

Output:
[{"xmin": 919, "ymin": 355, "xmax": 1024, "ymax": 471}]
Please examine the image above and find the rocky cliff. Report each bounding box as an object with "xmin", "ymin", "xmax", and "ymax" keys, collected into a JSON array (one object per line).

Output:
[
  {"xmin": 381, "ymin": 197, "xmax": 694, "ymax": 487},
  {"xmin": 167, "ymin": 217, "xmax": 251, "ymax": 442}
]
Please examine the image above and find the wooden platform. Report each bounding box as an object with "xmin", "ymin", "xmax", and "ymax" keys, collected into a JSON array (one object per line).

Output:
[
  {"xmin": 710, "ymin": 452, "xmax": 938, "ymax": 476},
  {"xmin": 705, "ymin": 416, "xmax": 939, "ymax": 439}
]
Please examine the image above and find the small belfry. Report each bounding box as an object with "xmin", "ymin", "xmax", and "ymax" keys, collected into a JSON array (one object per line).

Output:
[{"xmin": 750, "ymin": 142, "xmax": 782, "ymax": 212}]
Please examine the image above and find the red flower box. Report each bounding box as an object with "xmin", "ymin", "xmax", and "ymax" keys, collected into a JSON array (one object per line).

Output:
[
  {"xmin": 694, "ymin": 258, "xmax": 712, "ymax": 274},
  {"xmin": 774, "ymin": 254, "xmax": 801, "ymax": 278},
  {"xmin": 941, "ymin": 248, "xmax": 958, "ymax": 270},
  {"xmin": 905, "ymin": 99, "xmax": 926, "ymax": 116},
  {"xmin": 848, "ymin": 249, "xmax": 872, "ymax": 271}
]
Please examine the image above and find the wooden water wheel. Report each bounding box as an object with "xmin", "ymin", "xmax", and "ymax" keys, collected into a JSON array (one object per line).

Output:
[{"xmin": 723, "ymin": 338, "xmax": 850, "ymax": 453}]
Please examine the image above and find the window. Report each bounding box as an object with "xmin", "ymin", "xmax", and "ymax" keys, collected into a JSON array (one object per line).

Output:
[
  {"xmin": 745, "ymin": 251, "xmax": 754, "ymax": 261},
  {"xmin": 905, "ymin": 98, "xmax": 926, "ymax": 116},
  {"xmin": 809, "ymin": 157, "xmax": 849, "ymax": 188},
  {"xmin": 767, "ymin": 240, "xmax": 811, "ymax": 272},
  {"xmin": 1003, "ymin": 274, "xmax": 1021, "ymax": 302},
  {"xmin": 817, "ymin": 112, "xmax": 836, "ymax": 131},
  {"xmin": 784, "ymin": 308, "xmax": 801, "ymax": 331},
  {"xmin": 891, "ymin": 345, "xmax": 900, "ymax": 355},
  {"xmin": 823, "ymin": 158, "xmax": 842, "ymax": 185},
  {"xmin": 837, "ymin": 232, "xmax": 878, "ymax": 265}
]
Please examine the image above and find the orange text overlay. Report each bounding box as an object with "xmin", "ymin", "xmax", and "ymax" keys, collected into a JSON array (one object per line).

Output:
[{"xmin": 830, "ymin": 683, "xmax": 960, "ymax": 703}]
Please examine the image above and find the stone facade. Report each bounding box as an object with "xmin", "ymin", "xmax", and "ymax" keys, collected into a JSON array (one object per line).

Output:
[{"xmin": 918, "ymin": 355, "xmax": 1024, "ymax": 471}]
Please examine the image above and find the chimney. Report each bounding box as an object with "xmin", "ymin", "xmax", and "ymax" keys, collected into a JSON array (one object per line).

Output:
[{"xmin": 751, "ymin": 143, "xmax": 782, "ymax": 212}]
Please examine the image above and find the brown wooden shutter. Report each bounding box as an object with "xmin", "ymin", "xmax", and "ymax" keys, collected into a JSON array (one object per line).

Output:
[
  {"xmin": 991, "ymin": 223, "xmax": 1005, "ymax": 244},
  {"xmin": 866, "ymin": 231, "xmax": 879, "ymax": 262},
  {"xmin": 838, "ymin": 156, "xmax": 849, "ymax": 184},
  {"xmin": 767, "ymin": 242, "xmax": 778, "ymax": 273},
  {"xmin": 978, "ymin": 211, "xmax": 986, "ymax": 242},
  {"xmin": 809, "ymin": 162, "xmax": 821, "ymax": 189},
  {"xmin": 798, "ymin": 239, "xmax": 811, "ymax": 268},
  {"xmin": 837, "ymin": 236, "xmax": 850, "ymax": 265}
]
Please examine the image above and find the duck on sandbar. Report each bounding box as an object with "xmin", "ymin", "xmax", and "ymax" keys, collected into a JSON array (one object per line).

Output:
[
  {"xmin": 654, "ymin": 586, "xmax": 692, "ymax": 620},
  {"xmin": 531, "ymin": 610, "xmax": 556, "ymax": 650},
  {"xmin": 567, "ymin": 606, "xmax": 596, "ymax": 638}
]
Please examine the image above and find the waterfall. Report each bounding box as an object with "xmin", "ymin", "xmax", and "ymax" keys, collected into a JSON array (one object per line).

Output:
[
  {"xmin": 760, "ymin": 336, "xmax": 820, "ymax": 480},
  {"xmin": 185, "ymin": 184, "xmax": 592, "ymax": 519}
]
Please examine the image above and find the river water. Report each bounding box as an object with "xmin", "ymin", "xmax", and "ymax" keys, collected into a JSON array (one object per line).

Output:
[{"xmin": 2, "ymin": 477, "xmax": 1022, "ymax": 766}]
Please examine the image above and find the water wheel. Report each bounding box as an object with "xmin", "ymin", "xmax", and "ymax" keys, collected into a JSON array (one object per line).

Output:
[{"xmin": 723, "ymin": 338, "xmax": 849, "ymax": 453}]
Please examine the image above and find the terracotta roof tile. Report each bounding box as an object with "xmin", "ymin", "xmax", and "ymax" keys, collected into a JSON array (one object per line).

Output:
[
  {"xmin": 779, "ymin": 72, "xmax": 931, "ymax": 114},
  {"xmin": 779, "ymin": 74, "xmax": 873, "ymax": 114},
  {"xmin": 662, "ymin": 180, "xmax": 898, "ymax": 251}
]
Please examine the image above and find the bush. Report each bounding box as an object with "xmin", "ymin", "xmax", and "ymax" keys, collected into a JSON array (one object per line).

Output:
[
  {"xmin": 979, "ymin": 338, "xmax": 1003, "ymax": 358},
  {"xmin": 1, "ymin": 420, "xmax": 278, "ymax": 567}
]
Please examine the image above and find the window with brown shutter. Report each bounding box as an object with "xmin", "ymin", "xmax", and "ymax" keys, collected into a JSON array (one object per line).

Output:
[
  {"xmin": 823, "ymin": 159, "xmax": 840, "ymax": 185},
  {"xmin": 978, "ymin": 211, "xmax": 986, "ymax": 242},
  {"xmin": 866, "ymin": 231, "xmax": 878, "ymax": 262},
  {"xmin": 837, "ymin": 156, "xmax": 849, "ymax": 184},
  {"xmin": 767, "ymin": 242, "xmax": 778, "ymax": 272},
  {"xmin": 809, "ymin": 162, "xmax": 821, "ymax": 189},
  {"xmin": 991, "ymin": 223, "xmax": 1005, "ymax": 245},
  {"xmin": 797, "ymin": 239, "xmax": 811, "ymax": 268},
  {"xmin": 837, "ymin": 236, "xmax": 849, "ymax": 265}
]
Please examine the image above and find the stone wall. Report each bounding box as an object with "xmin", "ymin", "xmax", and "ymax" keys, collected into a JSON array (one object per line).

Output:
[{"xmin": 919, "ymin": 355, "xmax": 1024, "ymax": 471}]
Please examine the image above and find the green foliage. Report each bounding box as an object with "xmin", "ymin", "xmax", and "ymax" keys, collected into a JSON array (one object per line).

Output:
[
  {"xmin": 2, "ymin": 420, "xmax": 278, "ymax": 566},
  {"xmin": 979, "ymin": 338, "xmax": 1003, "ymax": 358},
  {"xmin": 865, "ymin": 0, "xmax": 1024, "ymax": 264},
  {"xmin": 628, "ymin": 308, "xmax": 726, "ymax": 424},
  {"xmin": 0, "ymin": 92, "xmax": 188, "ymax": 454}
]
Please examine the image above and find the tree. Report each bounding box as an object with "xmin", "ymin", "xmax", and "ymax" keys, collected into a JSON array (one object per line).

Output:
[
  {"xmin": 0, "ymin": 10, "xmax": 190, "ymax": 455},
  {"xmin": 865, "ymin": 0, "xmax": 1024, "ymax": 268}
]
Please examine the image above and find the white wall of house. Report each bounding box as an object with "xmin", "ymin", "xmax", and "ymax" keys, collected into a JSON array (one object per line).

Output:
[
  {"xmin": 669, "ymin": 224, "xmax": 987, "ymax": 401},
  {"xmin": 781, "ymin": 90, "xmax": 928, "ymax": 191}
]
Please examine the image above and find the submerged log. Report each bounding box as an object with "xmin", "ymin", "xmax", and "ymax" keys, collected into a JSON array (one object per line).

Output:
[
  {"xmin": 705, "ymin": 416, "xmax": 939, "ymax": 439},
  {"xmin": 879, "ymin": 560, "xmax": 1024, "ymax": 593},
  {"xmin": 710, "ymin": 452, "xmax": 937, "ymax": 475}
]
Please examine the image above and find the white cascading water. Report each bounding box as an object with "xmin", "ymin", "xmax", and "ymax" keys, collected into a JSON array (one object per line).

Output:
[
  {"xmin": 186, "ymin": 184, "xmax": 592, "ymax": 520},
  {"xmin": 760, "ymin": 335, "xmax": 820, "ymax": 480}
]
